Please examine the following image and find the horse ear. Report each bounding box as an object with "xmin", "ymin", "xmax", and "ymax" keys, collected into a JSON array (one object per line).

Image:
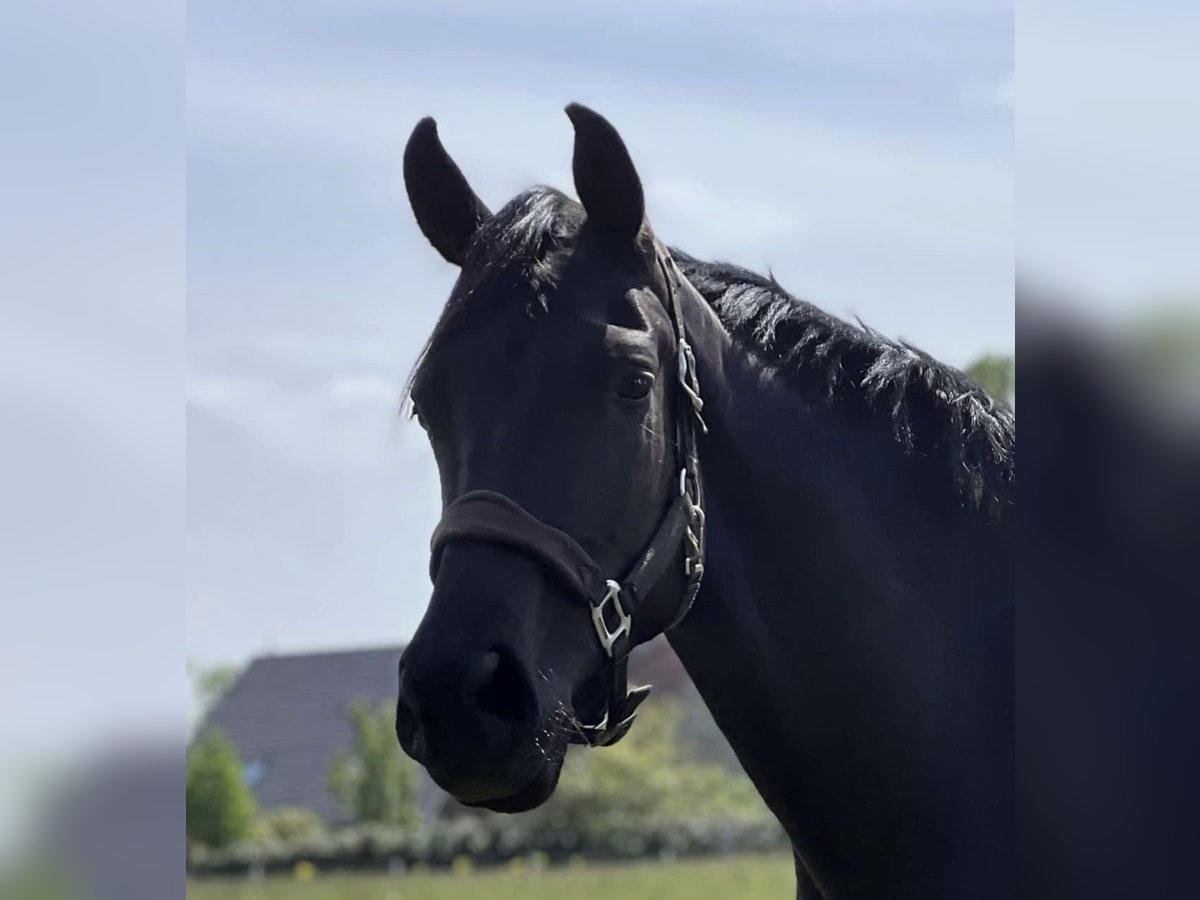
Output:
[
  {"xmin": 565, "ymin": 103, "xmax": 645, "ymax": 244},
  {"xmin": 403, "ymin": 117, "xmax": 491, "ymax": 266}
]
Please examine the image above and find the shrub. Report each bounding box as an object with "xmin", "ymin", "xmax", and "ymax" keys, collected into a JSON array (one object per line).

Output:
[
  {"xmin": 329, "ymin": 700, "xmax": 420, "ymax": 827},
  {"xmin": 186, "ymin": 814, "xmax": 788, "ymax": 876},
  {"xmin": 253, "ymin": 807, "xmax": 325, "ymax": 843},
  {"xmin": 186, "ymin": 729, "xmax": 258, "ymax": 850}
]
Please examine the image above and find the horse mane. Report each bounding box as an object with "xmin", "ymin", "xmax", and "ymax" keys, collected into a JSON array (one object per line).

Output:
[
  {"xmin": 673, "ymin": 251, "xmax": 1015, "ymax": 516},
  {"xmin": 409, "ymin": 186, "xmax": 1014, "ymax": 516}
]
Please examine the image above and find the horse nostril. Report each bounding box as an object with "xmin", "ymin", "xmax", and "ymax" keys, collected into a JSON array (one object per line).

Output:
[{"xmin": 463, "ymin": 646, "xmax": 536, "ymax": 724}]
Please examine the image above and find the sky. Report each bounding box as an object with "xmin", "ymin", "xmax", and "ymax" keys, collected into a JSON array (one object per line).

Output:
[
  {"xmin": 185, "ymin": 0, "xmax": 1016, "ymax": 680},
  {"xmin": 1018, "ymin": 1, "xmax": 1200, "ymax": 311}
]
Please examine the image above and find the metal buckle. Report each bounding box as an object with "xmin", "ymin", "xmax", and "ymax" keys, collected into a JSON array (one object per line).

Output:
[{"xmin": 591, "ymin": 579, "xmax": 631, "ymax": 658}]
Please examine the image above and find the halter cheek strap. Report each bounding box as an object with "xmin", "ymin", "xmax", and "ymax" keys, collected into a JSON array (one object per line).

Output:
[{"xmin": 427, "ymin": 250, "xmax": 707, "ymax": 747}]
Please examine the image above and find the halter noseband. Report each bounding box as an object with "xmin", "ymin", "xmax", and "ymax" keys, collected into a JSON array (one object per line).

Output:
[{"xmin": 428, "ymin": 251, "xmax": 708, "ymax": 747}]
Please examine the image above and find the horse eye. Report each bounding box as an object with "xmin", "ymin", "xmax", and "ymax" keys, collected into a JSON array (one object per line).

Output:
[{"xmin": 617, "ymin": 372, "xmax": 654, "ymax": 402}]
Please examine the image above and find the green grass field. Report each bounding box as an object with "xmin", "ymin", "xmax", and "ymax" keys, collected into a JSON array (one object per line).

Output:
[{"xmin": 187, "ymin": 854, "xmax": 795, "ymax": 900}]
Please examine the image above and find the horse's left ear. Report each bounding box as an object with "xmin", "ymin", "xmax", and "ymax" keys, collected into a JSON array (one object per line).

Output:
[{"xmin": 565, "ymin": 103, "xmax": 645, "ymax": 245}]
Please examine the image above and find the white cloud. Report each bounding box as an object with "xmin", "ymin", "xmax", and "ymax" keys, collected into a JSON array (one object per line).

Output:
[
  {"xmin": 961, "ymin": 72, "xmax": 1014, "ymax": 111},
  {"xmin": 993, "ymin": 73, "xmax": 1015, "ymax": 109},
  {"xmin": 188, "ymin": 368, "xmax": 420, "ymax": 469},
  {"xmin": 325, "ymin": 372, "xmax": 399, "ymax": 407},
  {"xmin": 198, "ymin": 329, "xmax": 399, "ymax": 371},
  {"xmin": 647, "ymin": 178, "xmax": 806, "ymax": 246},
  {"xmin": 265, "ymin": 331, "xmax": 385, "ymax": 364},
  {"xmin": 276, "ymin": 0, "xmax": 1010, "ymax": 16}
]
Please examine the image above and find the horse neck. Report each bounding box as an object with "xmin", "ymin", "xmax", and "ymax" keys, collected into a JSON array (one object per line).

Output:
[{"xmin": 665, "ymin": 292, "xmax": 1013, "ymax": 894}]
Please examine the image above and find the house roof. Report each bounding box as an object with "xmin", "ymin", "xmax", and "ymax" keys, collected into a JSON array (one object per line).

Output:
[{"xmin": 198, "ymin": 637, "xmax": 694, "ymax": 824}]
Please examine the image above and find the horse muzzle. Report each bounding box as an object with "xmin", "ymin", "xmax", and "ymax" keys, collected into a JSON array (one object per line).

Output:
[{"xmin": 395, "ymin": 639, "xmax": 567, "ymax": 809}]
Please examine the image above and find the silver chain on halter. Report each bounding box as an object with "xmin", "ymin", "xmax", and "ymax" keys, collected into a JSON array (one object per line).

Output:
[{"xmin": 673, "ymin": 337, "xmax": 708, "ymax": 620}]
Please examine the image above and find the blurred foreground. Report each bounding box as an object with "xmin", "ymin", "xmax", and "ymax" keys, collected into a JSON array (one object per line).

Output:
[{"xmin": 1018, "ymin": 296, "xmax": 1200, "ymax": 898}]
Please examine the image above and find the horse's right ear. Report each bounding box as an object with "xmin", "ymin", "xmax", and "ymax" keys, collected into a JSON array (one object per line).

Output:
[{"xmin": 403, "ymin": 118, "xmax": 491, "ymax": 266}]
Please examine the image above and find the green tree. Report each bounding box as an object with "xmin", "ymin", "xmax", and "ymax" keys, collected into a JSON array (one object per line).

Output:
[
  {"xmin": 329, "ymin": 699, "xmax": 420, "ymax": 827},
  {"xmin": 187, "ymin": 663, "xmax": 243, "ymax": 744},
  {"xmin": 188, "ymin": 661, "xmax": 242, "ymax": 720},
  {"xmin": 966, "ymin": 353, "xmax": 1014, "ymax": 403},
  {"xmin": 186, "ymin": 729, "xmax": 258, "ymax": 849}
]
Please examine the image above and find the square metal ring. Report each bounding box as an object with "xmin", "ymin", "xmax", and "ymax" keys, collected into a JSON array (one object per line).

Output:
[{"xmin": 591, "ymin": 579, "xmax": 631, "ymax": 657}]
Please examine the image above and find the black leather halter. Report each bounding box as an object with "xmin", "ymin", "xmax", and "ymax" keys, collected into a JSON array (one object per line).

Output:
[{"xmin": 428, "ymin": 250, "xmax": 708, "ymax": 747}]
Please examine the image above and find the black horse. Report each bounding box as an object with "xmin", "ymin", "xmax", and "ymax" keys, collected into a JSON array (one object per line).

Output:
[{"xmin": 394, "ymin": 104, "xmax": 1014, "ymax": 898}]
